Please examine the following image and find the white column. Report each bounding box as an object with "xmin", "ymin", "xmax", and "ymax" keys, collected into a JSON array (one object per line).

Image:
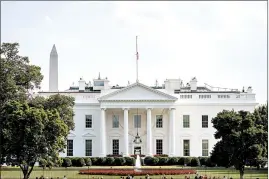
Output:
[
  {"xmin": 147, "ymin": 108, "xmax": 152, "ymax": 156},
  {"xmin": 100, "ymin": 108, "xmax": 106, "ymax": 157},
  {"xmin": 169, "ymin": 108, "xmax": 176, "ymax": 156},
  {"xmin": 123, "ymin": 108, "xmax": 129, "ymax": 156}
]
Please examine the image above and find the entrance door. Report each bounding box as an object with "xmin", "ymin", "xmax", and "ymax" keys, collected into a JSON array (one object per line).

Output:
[{"xmin": 134, "ymin": 146, "xmax": 141, "ymax": 155}]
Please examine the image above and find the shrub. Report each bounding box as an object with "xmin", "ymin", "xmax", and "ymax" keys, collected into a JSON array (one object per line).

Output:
[
  {"xmin": 198, "ymin": 157, "xmax": 208, "ymax": 166},
  {"xmin": 106, "ymin": 157, "xmax": 115, "ymax": 166},
  {"xmin": 97, "ymin": 157, "xmax": 107, "ymax": 166},
  {"xmin": 62, "ymin": 158, "xmax": 72, "ymax": 167},
  {"xmin": 178, "ymin": 157, "xmax": 185, "ymax": 165},
  {"xmin": 107, "ymin": 154, "xmax": 122, "ymax": 157},
  {"xmin": 91, "ymin": 157, "xmax": 98, "ymax": 165},
  {"xmin": 206, "ymin": 157, "xmax": 215, "ymax": 167},
  {"xmin": 184, "ymin": 157, "xmax": 192, "ymax": 166},
  {"xmin": 84, "ymin": 158, "xmax": 92, "ymax": 166},
  {"xmin": 152, "ymin": 157, "xmax": 159, "ymax": 166},
  {"xmin": 70, "ymin": 157, "xmax": 78, "ymax": 166},
  {"xmin": 124, "ymin": 157, "xmax": 135, "ymax": 166},
  {"xmin": 77, "ymin": 158, "xmax": 86, "ymax": 167},
  {"xmin": 191, "ymin": 157, "xmax": 200, "ymax": 166},
  {"xmin": 114, "ymin": 157, "xmax": 126, "ymax": 166},
  {"xmin": 144, "ymin": 157, "xmax": 153, "ymax": 165},
  {"xmin": 158, "ymin": 157, "xmax": 169, "ymax": 165},
  {"xmin": 154, "ymin": 154, "xmax": 169, "ymax": 157},
  {"xmin": 169, "ymin": 157, "xmax": 179, "ymax": 165}
]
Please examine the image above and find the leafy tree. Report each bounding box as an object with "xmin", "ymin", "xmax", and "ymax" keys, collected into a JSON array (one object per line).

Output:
[
  {"xmin": 1, "ymin": 100, "xmax": 72, "ymax": 179},
  {"xmin": 29, "ymin": 94, "xmax": 75, "ymax": 131},
  {"xmin": 253, "ymin": 104, "xmax": 268, "ymax": 159},
  {"xmin": 0, "ymin": 43, "xmax": 75, "ymax": 179},
  {"xmin": 210, "ymin": 109, "xmax": 267, "ymax": 179},
  {"xmin": 0, "ymin": 42, "xmax": 43, "ymax": 104},
  {"xmin": 0, "ymin": 42, "xmax": 43, "ymax": 166}
]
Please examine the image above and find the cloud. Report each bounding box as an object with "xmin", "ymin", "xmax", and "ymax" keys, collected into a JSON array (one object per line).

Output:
[{"xmin": 45, "ymin": 15, "xmax": 52, "ymax": 22}]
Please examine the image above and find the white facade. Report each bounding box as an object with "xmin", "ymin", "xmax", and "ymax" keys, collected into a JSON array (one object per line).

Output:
[{"xmin": 38, "ymin": 45, "xmax": 258, "ymax": 158}]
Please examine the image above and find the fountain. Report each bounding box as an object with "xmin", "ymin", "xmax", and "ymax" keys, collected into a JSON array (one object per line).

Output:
[{"xmin": 134, "ymin": 155, "xmax": 142, "ymax": 172}]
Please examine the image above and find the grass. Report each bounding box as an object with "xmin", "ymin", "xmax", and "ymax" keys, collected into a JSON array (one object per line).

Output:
[{"xmin": 1, "ymin": 166, "xmax": 268, "ymax": 179}]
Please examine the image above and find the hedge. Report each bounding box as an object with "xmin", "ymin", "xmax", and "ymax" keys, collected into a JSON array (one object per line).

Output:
[{"xmin": 58, "ymin": 156, "xmax": 215, "ymax": 167}]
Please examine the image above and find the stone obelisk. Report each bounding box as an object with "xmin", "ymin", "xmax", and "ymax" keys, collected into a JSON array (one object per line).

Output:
[{"xmin": 49, "ymin": 44, "xmax": 58, "ymax": 92}]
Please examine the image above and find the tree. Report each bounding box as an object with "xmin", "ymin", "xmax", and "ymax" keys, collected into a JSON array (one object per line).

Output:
[
  {"xmin": 210, "ymin": 109, "xmax": 267, "ymax": 179},
  {"xmin": 0, "ymin": 42, "xmax": 43, "ymax": 179},
  {"xmin": 0, "ymin": 43, "xmax": 75, "ymax": 179},
  {"xmin": 28, "ymin": 94, "xmax": 75, "ymax": 131},
  {"xmin": 252, "ymin": 104, "xmax": 268, "ymax": 168},
  {"xmin": 1, "ymin": 100, "xmax": 71, "ymax": 179},
  {"xmin": 0, "ymin": 42, "xmax": 43, "ymax": 104}
]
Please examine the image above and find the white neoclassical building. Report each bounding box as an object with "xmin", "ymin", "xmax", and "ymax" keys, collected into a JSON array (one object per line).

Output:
[{"xmin": 38, "ymin": 45, "xmax": 258, "ymax": 158}]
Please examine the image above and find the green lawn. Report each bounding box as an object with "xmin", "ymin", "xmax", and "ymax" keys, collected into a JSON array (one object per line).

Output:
[{"xmin": 1, "ymin": 166, "xmax": 268, "ymax": 179}]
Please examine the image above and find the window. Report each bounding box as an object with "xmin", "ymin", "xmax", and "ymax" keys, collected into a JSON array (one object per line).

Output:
[
  {"xmin": 183, "ymin": 115, "xmax": 190, "ymax": 128},
  {"xmin": 183, "ymin": 140, "xmax": 190, "ymax": 156},
  {"xmin": 202, "ymin": 140, "xmax": 209, "ymax": 156},
  {"xmin": 156, "ymin": 139, "xmax": 163, "ymax": 155},
  {"xmin": 180, "ymin": 95, "xmax": 192, "ymax": 99},
  {"xmin": 134, "ymin": 115, "xmax": 141, "ymax": 128},
  {"xmin": 67, "ymin": 140, "xmax": 73, "ymax": 156},
  {"xmin": 112, "ymin": 115, "xmax": 119, "ymax": 128},
  {"xmin": 202, "ymin": 115, "xmax": 208, "ymax": 128},
  {"xmin": 218, "ymin": 95, "xmax": 230, "ymax": 99},
  {"xmin": 156, "ymin": 115, "xmax": 163, "ymax": 128},
  {"xmin": 94, "ymin": 81, "xmax": 104, "ymax": 86},
  {"xmin": 199, "ymin": 95, "xmax": 211, "ymax": 99},
  {"xmin": 85, "ymin": 140, "xmax": 92, "ymax": 156},
  {"xmin": 85, "ymin": 115, "xmax": 92, "ymax": 128},
  {"xmin": 112, "ymin": 139, "xmax": 119, "ymax": 155}
]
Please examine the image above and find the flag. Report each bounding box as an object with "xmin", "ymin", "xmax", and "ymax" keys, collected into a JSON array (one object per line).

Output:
[{"xmin": 136, "ymin": 51, "xmax": 139, "ymax": 60}]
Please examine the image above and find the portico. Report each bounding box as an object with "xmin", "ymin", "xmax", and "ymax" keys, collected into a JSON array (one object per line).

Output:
[{"xmin": 98, "ymin": 82, "xmax": 178, "ymax": 157}]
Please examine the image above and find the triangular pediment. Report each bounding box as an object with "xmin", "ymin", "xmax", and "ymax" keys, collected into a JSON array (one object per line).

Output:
[
  {"xmin": 82, "ymin": 132, "xmax": 96, "ymax": 137},
  {"xmin": 98, "ymin": 82, "xmax": 177, "ymax": 101},
  {"xmin": 68, "ymin": 132, "xmax": 76, "ymax": 137}
]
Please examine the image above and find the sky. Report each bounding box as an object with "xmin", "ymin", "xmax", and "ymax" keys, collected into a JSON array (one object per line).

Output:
[{"xmin": 1, "ymin": 1, "xmax": 267, "ymax": 104}]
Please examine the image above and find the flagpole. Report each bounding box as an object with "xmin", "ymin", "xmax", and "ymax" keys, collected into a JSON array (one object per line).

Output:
[{"xmin": 136, "ymin": 36, "xmax": 139, "ymax": 83}]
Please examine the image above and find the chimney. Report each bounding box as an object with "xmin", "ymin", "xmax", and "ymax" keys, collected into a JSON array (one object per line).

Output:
[
  {"xmin": 79, "ymin": 78, "xmax": 86, "ymax": 92},
  {"xmin": 247, "ymin": 86, "xmax": 253, "ymax": 93},
  {"xmin": 190, "ymin": 77, "xmax": 197, "ymax": 91},
  {"xmin": 49, "ymin": 44, "xmax": 58, "ymax": 92}
]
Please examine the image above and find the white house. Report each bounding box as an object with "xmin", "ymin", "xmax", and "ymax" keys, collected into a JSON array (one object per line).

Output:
[{"xmin": 38, "ymin": 45, "xmax": 258, "ymax": 158}]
